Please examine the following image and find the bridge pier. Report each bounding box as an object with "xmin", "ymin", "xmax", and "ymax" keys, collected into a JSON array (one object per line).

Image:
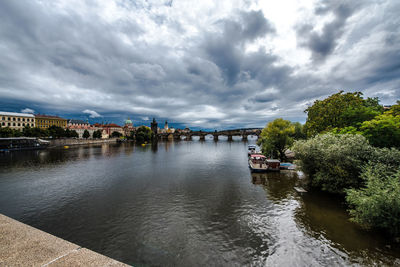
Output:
[
  {"xmin": 185, "ymin": 134, "xmax": 192, "ymax": 141},
  {"xmin": 242, "ymin": 135, "xmax": 248, "ymax": 141},
  {"xmin": 213, "ymin": 134, "xmax": 219, "ymax": 141},
  {"xmin": 199, "ymin": 135, "xmax": 205, "ymax": 141},
  {"xmin": 227, "ymin": 135, "xmax": 233, "ymax": 141}
]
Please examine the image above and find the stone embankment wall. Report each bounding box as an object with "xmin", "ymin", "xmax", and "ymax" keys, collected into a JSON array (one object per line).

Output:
[
  {"xmin": 49, "ymin": 138, "xmax": 118, "ymax": 147},
  {"xmin": 0, "ymin": 214, "xmax": 128, "ymax": 266}
]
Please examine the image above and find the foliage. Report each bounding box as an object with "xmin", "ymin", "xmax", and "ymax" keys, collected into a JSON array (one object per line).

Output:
[
  {"xmin": 0, "ymin": 127, "xmax": 20, "ymax": 137},
  {"xmin": 111, "ymin": 131, "xmax": 122, "ymax": 138},
  {"xmin": 385, "ymin": 101, "xmax": 400, "ymax": 117},
  {"xmin": 65, "ymin": 129, "xmax": 79, "ymax": 138},
  {"xmin": 359, "ymin": 114, "xmax": 400, "ymax": 148},
  {"xmin": 258, "ymin": 118, "xmax": 295, "ymax": 160},
  {"xmin": 292, "ymin": 133, "xmax": 373, "ymax": 193},
  {"xmin": 346, "ymin": 163, "xmax": 400, "ymax": 235},
  {"xmin": 48, "ymin": 126, "xmax": 67, "ymax": 138},
  {"xmin": 291, "ymin": 122, "xmax": 307, "ymax": 140},
  {"xmin": 92, "ymin": 130, "xmax": 102, "ymax": 139},
  {"xmin": 304, "ymin": 91, "xmax": 383, "ymax": 136},
  {"xmin": 83, "ymin": 129, "xmax": 90, "ymax": 139},
  {"xmin": 135, "ymin": 126, "xmax": 153, "ymax": 144}
]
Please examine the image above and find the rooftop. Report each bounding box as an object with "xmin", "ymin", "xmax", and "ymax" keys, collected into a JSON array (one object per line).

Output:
[
  {"xmin": 0, "ymin": 111, "xmax": 34, "ymax": 118},
  {"xmin": 35, "ymin": 114, "xmax": 67, "ymax": 120},
  {"xmin": 68, "ymin": 119, "xmax": 89, "ymax": 125}
]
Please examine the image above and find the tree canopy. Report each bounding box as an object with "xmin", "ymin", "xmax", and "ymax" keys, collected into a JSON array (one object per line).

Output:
[
  {"xmin": 304, "ymin": 91, "xmax": 383, "ymax": 136},
  {"xmin": 257, "ymin": 118, "xmax": 295, "ymax": 161}
]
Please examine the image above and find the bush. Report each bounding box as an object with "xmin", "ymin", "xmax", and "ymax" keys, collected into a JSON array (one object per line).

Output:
[
  {"xmin": 346, "ymin": 163, "xmax": 400, "ymax": 236},
  {"xmin": 135, "ymin": 126, "xmax": 153, "ymax": 144},
  {"xmin": 292, "ymin": 133, "xmax": 373, "ymax": 193}
]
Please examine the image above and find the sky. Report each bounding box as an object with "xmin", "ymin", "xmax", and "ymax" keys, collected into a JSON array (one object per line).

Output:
[{"xmin": 0, "ymin": 0, "xmax": 399, "ymax": 130}]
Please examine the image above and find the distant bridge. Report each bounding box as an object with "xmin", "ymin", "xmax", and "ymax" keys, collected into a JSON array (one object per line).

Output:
[{"xmin": 157, "ymin": 128, "xmax": 262, "ymax": 141}]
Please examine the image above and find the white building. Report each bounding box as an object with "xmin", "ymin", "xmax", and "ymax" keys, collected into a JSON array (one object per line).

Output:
[{"xmin": 0, "ymin": 111, "xmax": 35, "ymax": 130}]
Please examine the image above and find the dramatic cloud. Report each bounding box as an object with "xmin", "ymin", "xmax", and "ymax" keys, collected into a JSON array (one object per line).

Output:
[
  {"xmin": 0, "ymin": 0, "xmax": 399, "ymax": 129},
  {"xmin": 83, "ymin": 110, "xmax": 102, "ymax": 118}
]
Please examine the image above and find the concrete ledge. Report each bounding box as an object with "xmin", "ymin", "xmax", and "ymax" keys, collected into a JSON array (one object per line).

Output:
[{"xmin": 0, "ymin": 214, "xmax": 129, "ymax": 266}]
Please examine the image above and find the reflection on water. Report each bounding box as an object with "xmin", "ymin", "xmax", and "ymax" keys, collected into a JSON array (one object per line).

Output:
[{"xmin": 1, "ymin": 141, "xmax": 400, "ymax": 266}]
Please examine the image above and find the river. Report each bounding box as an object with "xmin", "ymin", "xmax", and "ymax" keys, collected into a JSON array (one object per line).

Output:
[{"xmin": 0, "ymin": 140, "xmax": 399, "ymax": 266}]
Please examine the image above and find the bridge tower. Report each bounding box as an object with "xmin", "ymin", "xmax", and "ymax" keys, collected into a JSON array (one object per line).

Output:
[{"xmin": 151, "ymin": 118, "xmax": 158, "ymax": 135}]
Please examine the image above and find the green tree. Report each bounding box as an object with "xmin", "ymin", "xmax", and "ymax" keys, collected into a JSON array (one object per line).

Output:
[
  {"xmin": 292, "ymin": 133, "xmax": 373, "ymax": 193},
  {"xmin": 135, "ymin": 126, "xmax": 153, "ymax": 144},
  {"xmin": 359, "ymin": 114, "xmax": 400, "ymax": 148},
  {"xmin": 291, "ymin": 122, "xmax": 306, "ymax": 140},
  {"xmin": 257, "ymin": 118, "xmax": 295, "ymax": 161},
  {"xmin": 304, "ymin": 91, "xmax": 382, "ymax": 136},
  {"xmin": 0, "ymin": 127, "xmax": 13, "ymax": 137},
  {"xmin": 83, "ymin": 130, "xmax": 90, "ymax": 139},
  {"xmin": 346, "ymin": 155, "xmax": 400, "ymax": 235},
  {"xmin": 93, "ymin": 130, "xmax": 102, "ymax": 139},
  {"xmin": 111, "ymin": 131, "xmax": 122, "ymax": 138},
  {"xmin": 48, "ymin": 126, "xmax": 66, "ymax": 138}
]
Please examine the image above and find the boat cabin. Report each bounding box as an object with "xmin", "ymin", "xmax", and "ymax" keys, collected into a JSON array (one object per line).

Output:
[{"xmin": 266, "ymin": 159, "xmax": 280, "ymax": 171}]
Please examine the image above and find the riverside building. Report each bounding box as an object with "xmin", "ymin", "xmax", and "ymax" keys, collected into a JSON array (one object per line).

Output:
[
  {"xmin": 67, "ymin": 119, "xmax": 97, "ymax": 138},
  {"xmin": 35, "ymin": 114, "xmax": 67, "ymax": 129},
  {"xmin": 0, "ymin": 111, "xmax": 35, "ymax": 130}
]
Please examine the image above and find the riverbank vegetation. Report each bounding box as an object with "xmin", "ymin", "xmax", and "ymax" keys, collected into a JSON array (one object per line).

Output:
[
  {"xmin": 0, "ymin": 125, "xmax": 79, "ymax": 138},
  {"xmin": 259, "ymin": 91, "xmax": 400, "ymax": 236}
]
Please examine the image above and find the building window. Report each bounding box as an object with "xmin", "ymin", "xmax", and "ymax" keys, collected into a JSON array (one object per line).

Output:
[
  {"xmin": 1, "ymin": 117, "xmax": 4, "ymax": 120},
  {"xmin": 2, "ymin": 122, "xmax": 4, "ymax": 126},
  {"xmin": 18, "ymin": 118, "xmax": 20, "ymax": 121},
  {"xmin": 13, "ymin": 123, "xmax": 16, "ymax": 126},
  {"xmin": 22, "ymin": 123, "xmax": 25, "ymax": 126},
  {"xmin": 22, "ymin": 118, "xmax": 25, "ymax": 122},
  {"xmin": 18, "ymin": 123, "xmax": 20, "ymax": 126},
  {"xmin": 13, "ymin": 117, "xmax": 15, "ymax": 121},
  {"xmin": 8, "ymin": 123, "xmax": 10, "ymax": 126}
]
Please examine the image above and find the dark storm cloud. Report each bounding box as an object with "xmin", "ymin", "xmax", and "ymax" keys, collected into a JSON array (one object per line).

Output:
[
  {"xmin": 202, "ymin": 10, "xmax": 275, "ymax": 85},
  {"xmin": 0, "ymin": 0, "xmax": 399, "ymax": 129},
  {"xmin": 296, "ymin": 1, "xmax": 360, "ymax": 62}
]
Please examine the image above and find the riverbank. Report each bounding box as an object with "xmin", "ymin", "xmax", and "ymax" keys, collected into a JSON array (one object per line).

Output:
[
  {"xmin": 0, "ymin": 213, "xmax": 128, "ymax": 266},
  {"xmin": 49, "ymin": 138, "xmax": 118, "ymax": 147}
]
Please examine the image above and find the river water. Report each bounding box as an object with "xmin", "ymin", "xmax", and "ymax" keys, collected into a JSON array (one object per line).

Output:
[{"xmin": 0, "ymin": 140, "xmax": 399, "ymax": 266}]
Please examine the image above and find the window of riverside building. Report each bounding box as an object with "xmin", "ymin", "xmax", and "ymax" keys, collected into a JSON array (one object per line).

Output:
[
  {"xmin": 22, "ymin": 118, "xmax": 25, "ymax": 121},
  {"xmin": 18, "ymin": 118, "xmax": 20, "ymax": 121},
  {"xmin": 8, "ymin": 123, "xmax": 10, "ymax": 126},
  {"xmin": 13, "ymin": 117, "xmax": 15, "ymax": 121},
  {"xmin": 2, "ymin": 117, "xmax": 4, "ymax": 120},
  {"xmin": 13, "ymin": 123, "xmax": 15, "ymax": 126},
  {"xmin": 18, "ymin": 123, "xmax": 20, "ymax": 126}
]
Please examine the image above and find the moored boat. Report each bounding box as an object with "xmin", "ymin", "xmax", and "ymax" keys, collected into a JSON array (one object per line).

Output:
[
  {"xmin": 248, "ymin": 154, "xmax": 268, "ymax": 172},
  {"xmin": 0, "ymin": 137, "xmax": 50, "ymax": 152},
  {"xmin": 266, "ymin": 159, "xmax": 280, "ymax": 171}
]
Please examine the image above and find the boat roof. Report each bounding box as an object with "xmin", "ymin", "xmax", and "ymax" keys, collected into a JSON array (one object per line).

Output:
[
  {"xmin": 250, "ymin": 154, "xmax": 266, "ymax": 158},
  {"xmin": 267, "ymin": 159, "xmax": 280, "ymax": 163},
  {"xmin": 248, "ymin": 145, "xmax": 257, "ymax": 148}
]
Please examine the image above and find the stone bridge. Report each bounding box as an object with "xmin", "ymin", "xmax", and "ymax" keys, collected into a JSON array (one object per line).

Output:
[{"xmin": 157, "ymin": 128, "xmax": 262, "ymax": 141}]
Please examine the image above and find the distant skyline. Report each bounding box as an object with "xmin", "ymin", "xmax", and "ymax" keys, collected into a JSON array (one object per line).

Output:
[{"xmin": 0, "ymin": 0, "xmax": 399, "ymax": 130}]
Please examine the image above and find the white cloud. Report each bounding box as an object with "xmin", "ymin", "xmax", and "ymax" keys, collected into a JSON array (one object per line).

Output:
[
  {"xmin": 83, "ymin": 109, "xmax": 102, "ymax": 118},
  {"xmin": 21, "ymin": 108, "xmax": 35, "ymax": 114}
]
